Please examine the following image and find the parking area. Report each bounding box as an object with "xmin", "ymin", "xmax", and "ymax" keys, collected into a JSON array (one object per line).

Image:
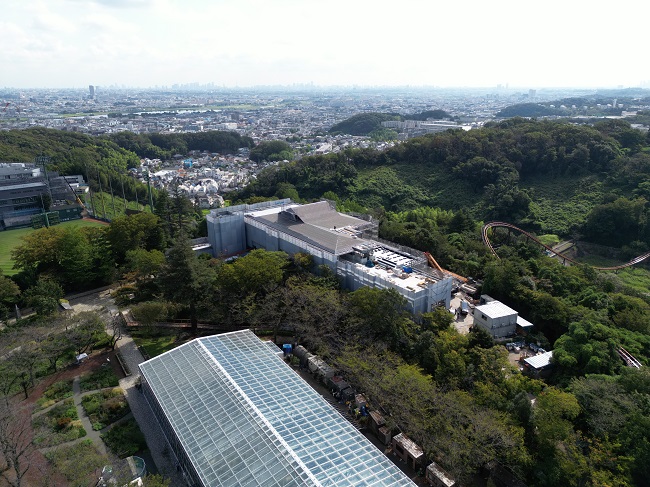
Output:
[
  {"xmin": 450, "ymin": 293, "xmax": 474, "ymax": 334},
  {"xmin": 506, "ymin": 342, "xmax": 546, "ymax": 369}
]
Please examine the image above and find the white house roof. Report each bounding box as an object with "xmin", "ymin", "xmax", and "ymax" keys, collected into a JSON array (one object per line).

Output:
[
  {"xmin": 516, "ymin": 316, "xmax": 534, "ymax": 328},
  {"xmin": 475, "ymin": 300, "xmax": 517, "ymax": 319},
  {"xmin": 524, "ymin": 350, "xmax": 553, "ymax": 369}
]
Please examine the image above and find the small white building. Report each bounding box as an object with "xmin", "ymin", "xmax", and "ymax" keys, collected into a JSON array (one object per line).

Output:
[
  {"xmin": 473, "ymin": 297, "xmax": 518, "ymax": 338},
  {"xmin": 523, "ymin": 350, "xmax": 554, "ymax": 378}
]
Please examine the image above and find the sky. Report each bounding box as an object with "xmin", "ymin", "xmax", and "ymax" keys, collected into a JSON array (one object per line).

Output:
[{"xmin": 2, "ymin": 0, "xmax": 648, "ymax": 89}]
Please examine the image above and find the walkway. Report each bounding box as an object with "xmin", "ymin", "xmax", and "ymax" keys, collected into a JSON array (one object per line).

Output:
[
  {"xmin": 115, "ymin": 332, "xmax": 186, "ymax": 486},
  {"xmin": 36, "ymin": 379, "xmax": 121, "ymax": 456},
  {"xmin": 65, "ymin": 288, "xmax": 185, "ymax": 484}
]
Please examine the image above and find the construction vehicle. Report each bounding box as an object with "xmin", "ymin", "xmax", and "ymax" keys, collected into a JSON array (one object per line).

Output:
[
  {"xmin": 61, "ymin": 176, "xmax": 89, "ymax": 216},
  {"xmin": 424, "ymin": 252, "xmax": 468, "ymax": 283}
]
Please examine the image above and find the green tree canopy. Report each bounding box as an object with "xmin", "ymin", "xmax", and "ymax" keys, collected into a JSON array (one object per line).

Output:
[
  {"xmin": 249, "ymin": 140, "xmax": 293, "ymax": 162},
  {"xmin": 106, "ymin": 213, "xmax": 166, "ymax": 264}
]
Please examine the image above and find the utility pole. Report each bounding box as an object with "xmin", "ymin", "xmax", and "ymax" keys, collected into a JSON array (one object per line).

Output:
[
  {"xmin": 97, "ymin": 169, "xmax": 107, "ymax": 219},
  {"xmin": 108, "ymin": 176, "xmax": 116, "ymax": 217},
  {"xmin": 39, "ymin": 193, "xmax": 50, "ymax": 228},
  {"xmin": 35, "ymin": 155, "xmax": 53, "ymax": 203},
  {"xmin": 146, "ymin": 171, "xmax": 155, "ymax": 214},
  {"xmin": 120, "ymin": 177, "xmax": 127, "ymax": 212},
  {"xmin": 84, "ymin": 161, "xmax": 95, "ymax": 217}
]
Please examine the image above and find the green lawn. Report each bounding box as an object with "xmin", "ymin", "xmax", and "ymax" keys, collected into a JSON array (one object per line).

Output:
[
  {"xmin": 0, "ymin": 219, "xmax": 105, "ymax": 276},
  {"xmin": 567, "ymin": 253, "xmax": 650, "ymax": 294},
  {"xmin": 132, "ymin": 332, "xmax": 182, "ymax": 358},
  {"xmin": 615, "ymin": 267, "xmax": 650, "ymax": 294}
]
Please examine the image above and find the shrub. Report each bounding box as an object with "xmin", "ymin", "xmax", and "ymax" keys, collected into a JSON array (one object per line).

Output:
[
  {"xmin": 35, "ymin": 379, "xmax": 74, "ymax": 411},
  {"xmin": 79, "ymin": 366, "xmax": 119, "ymax": 392},
  {"xmin": 56, "ymin": 416, "xmax": 72, "ymax": 431},
  {"xmin": 102, "ymin": 418, "xmax": 147, "ymax": 458},
  {"xmin": 81, "ymin": 388, "xmax": 130, "ymax": 430},
  {"xmin": 32, "ymin": 399, "xmax": 85, "ymax": 447},
  {"xmin": 45, "ymin": 439, "xmax": 105, "ymax": 486}
]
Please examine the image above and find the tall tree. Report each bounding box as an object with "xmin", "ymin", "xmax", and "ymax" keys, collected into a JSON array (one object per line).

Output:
[
  {"xmin": 170, "ymin": 182, "xmax": 198, "ymax": 237},
  {"xmin": 157, "ymin": 236, "xmax": 214, "ymax": 334},
  {"xmin": 0, "ymin": 401, "xmax": 33, "ymax": 487},
  {"xmin": 106, "ymin": 212, "xmax": 165, "ymax": 264},
  {"xmin": 0, "ymin": 276, "xmax": 20, "ymax": 324},
  {"xmin": 345, "ymin": 287, "xmax": 412, "ymax": 350},
  {"xmin": 23, "ymin": 278, "xmax": 63, "ymax": 316},
  {"xmin": 65, "ymin": 311, "xmax": 105, "ymax": 355}
]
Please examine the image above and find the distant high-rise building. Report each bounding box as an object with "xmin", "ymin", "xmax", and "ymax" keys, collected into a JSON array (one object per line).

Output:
[
  {"xmin": 89, "ymin": 85, "xmax": 95, "ymax": 98},
  {"xmin": 529, "ymin": 89, "xmax": 537, "ymax": 99}
]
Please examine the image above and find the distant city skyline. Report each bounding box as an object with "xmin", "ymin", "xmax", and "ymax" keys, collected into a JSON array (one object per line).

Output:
[{"xmin": 2, "ymin": 0, "xmax": 648, "ymax": 90}]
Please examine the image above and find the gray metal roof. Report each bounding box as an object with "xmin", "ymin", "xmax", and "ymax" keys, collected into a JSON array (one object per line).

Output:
[
  {"xmin": 249, "ymin": 211, "xmax": 369, "ymax": 256},
  {"xmin": 286, "ymin": 201, "xmax": 365, "ymax": 229},
  {"xmin": 0, "ymin": 181, "xmax": 46, "ymax": 191},
  {"xmin": 516, "ymin": 316, "xmax": 534, "ymax": 328},
  {"xmin": 140, "ymin": 330, "xmax": 415, "ymax": 487}
]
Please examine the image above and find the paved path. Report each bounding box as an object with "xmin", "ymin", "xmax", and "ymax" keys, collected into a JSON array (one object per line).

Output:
[
  {"xmin": 73, "ymin": 376, "xmax": 108, "ymax": 455},
  {"xmin": 63, "ymin": 289, "xmax": 185, "ymax": 484},
  {"xmin": 116, "ymin": 333, "xmax": 186, "ymax": 486},
  {"xmin": 35, "ymin": 381, "xmax": 131, "ymax": 457}
]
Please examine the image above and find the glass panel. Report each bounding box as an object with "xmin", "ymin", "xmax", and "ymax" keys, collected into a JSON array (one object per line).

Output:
[{"xmin": 141, "ymin": 331, "xmax": 415, "ymax": 486}]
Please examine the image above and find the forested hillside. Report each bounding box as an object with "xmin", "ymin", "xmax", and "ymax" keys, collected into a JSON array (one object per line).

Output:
[
  {"xmin": 0, "ymin": 127, "xmax": 147, "ymax": 204},
  {"xmin": 238, "ymin": 118, "xmax": 650, "ymax": 247},
  {"xmin": 328, "ymin": 109, "xmax": 454, "ymax": 136},
  {"xmin": 328, "ymin": 112, "xmax": 401, "ymax": 135},
  {"xmin": 0, "ymin": 127, "xmax": 139, "ymax": 175},
  {"xmin": 106, "ymin": 130, "xmax": 254, "ymax": 160}
]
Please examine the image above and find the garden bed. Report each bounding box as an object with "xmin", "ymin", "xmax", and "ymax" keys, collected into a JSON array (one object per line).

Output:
[
  {"xmin": 79, "ymin": 366, "xmax": 119, "ymax": 392},
  {"xmin": 45, "ymin": 439, "xmax": 105, "ymax": 487},
  {"xmin": 102, "ymin": 418, "xmax": 147, "ymax": 458},
  {"xmin": 34, "ymin": 379, "xmax": 74, "ymax": 411},
  {"xmin": 81, "ymin": 388, "xmax": 130, "ymax": 430},
  {"xmin": 32, "ymin": 398, "xmax": 86, "ymax": 447}
]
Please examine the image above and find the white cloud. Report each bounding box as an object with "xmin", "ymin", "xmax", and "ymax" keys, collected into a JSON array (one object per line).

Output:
[{"xmin": 2, "ymin": 0, "xmax": 647, "ymax": 88}]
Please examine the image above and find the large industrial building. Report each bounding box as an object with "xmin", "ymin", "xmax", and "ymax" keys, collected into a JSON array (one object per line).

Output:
[
  {"xmin": 139, "ymin": 330, "xmax": 416, "ymax": 487},
  {"xmin": 207, "ymin": 199, "xmax": 453, "ymax": 313}
]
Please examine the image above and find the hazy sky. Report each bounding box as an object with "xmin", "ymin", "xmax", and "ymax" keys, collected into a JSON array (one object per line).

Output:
[{"xmin": 2, "ymin": 0, "xmax": 648, "ymax": 89}]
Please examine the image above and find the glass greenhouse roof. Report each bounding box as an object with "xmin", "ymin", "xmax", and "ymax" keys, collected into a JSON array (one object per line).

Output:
[{"xmin": 140, "ymin": 330, "xmax": 415, "ymax": 487}]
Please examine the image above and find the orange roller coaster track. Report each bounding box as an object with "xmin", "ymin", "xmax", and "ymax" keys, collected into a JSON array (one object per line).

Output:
[{"xmin": 481, "ymin": 221, "xmax": 650, "ymax": 271}]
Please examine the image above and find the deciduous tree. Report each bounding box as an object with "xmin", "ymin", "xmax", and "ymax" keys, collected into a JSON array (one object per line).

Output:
[{"xmin": 0, "ymin": 401, "xmax": 33, "ymax": 487}]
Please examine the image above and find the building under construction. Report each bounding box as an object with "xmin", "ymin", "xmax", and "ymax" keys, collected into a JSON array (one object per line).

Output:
[{"xmin": 207, "ymin": 199, "xmax": 452, "ymax": 313}]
